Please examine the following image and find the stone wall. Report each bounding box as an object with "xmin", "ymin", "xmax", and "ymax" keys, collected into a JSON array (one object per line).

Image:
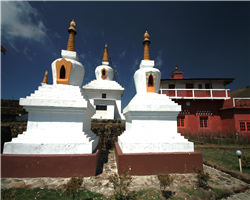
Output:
[
  {"xmin": 1, "ymin": 122, "xmax": 27, "ymax": 153},
  {"xmin": 1, "ymin": 126, "xmax": 12, "ymax": 153},
  {"xmin": 1, "ymin": 99, "xmax": 27, "ymax": 122},
  {"xmin": 9, "ymin": 122, "xmax": 28, "ymax": 138}
]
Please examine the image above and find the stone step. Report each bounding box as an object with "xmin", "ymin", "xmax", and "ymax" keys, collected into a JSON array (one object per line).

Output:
[{"xmin": 223, "ymin": 190, "xmax": 250, "ymax": 200}]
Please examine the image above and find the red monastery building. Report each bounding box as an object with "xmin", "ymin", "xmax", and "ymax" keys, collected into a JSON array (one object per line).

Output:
[{"xmin": 159, "ymin": 64, "xmax": 250, "ymax": 134}]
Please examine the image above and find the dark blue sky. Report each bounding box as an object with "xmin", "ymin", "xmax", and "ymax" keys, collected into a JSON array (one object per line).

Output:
[{"xmin": 1, "ymin": 1, "xmax": 249, "ymax": 110}]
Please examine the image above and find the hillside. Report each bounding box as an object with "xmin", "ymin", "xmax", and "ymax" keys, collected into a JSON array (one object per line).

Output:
[{"xmin": 1, "ymin": 99, "xmax": 27, "ymax": 122}]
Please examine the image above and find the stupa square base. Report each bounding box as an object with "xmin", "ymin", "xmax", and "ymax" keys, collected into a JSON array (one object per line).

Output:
[
  {"xmin": 115, "ymin": 142, "xmax": 203, "ymax": 175},
  {"xmin": 1, "ymin": 144, "xmax": 102, "ymax": 178}
]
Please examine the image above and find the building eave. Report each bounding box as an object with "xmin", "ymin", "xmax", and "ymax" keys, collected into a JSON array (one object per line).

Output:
[{"xmin": 161, "ymin": 78, "xmax": 234, "ymax": 85}]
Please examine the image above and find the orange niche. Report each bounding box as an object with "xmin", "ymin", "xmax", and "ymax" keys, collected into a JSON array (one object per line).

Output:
[{"xmin": 56, "ymin": 58, "xmax": 72, "ymax": 84}]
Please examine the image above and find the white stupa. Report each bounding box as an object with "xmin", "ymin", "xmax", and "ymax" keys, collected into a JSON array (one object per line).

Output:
[
  {"xmin": 3, "ymin": 20, "xmax": 99, "ymax": 154},
  {"xmin": 118, "ymin": 31, "xmax": 194, "ymax": 153},
  {"xmin": 83, "ymin": 44, "xmax": 125, "ymax": 120}
]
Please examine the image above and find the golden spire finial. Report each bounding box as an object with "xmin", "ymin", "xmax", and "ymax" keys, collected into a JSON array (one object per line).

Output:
[
  {"xmin": 70, "ymin": 19, "xmax": 76, "ymax": 27},
  {"xmin": 102, "ymin": 44, "xmax": 109, "ymax": 62},
  {"xmin": 67, "ymin": 19, "xmax": 77, "ymax": 51},
  {"xmin": 42, "ymin": 70, "xmax": 48, "ymax": 84},
  {"xmin": 143, "ymin": 31, "xmax": 151, "ymax": 60},
  {"xmin": 144, "ymin": 31, "xmax": 150, "ymax": 38}
]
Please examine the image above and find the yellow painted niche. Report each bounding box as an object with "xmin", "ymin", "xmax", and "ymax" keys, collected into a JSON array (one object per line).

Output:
[
  {"xmin": 101, "ymin": 68, "xmax": 107, "ymax": 80},
  {"xmin": 56, "ymin": 58, "xmax": 72, "ymax": 84},
  {"xmin": 146, "ymin": 72, "xmax": 156, "ymax": 93}
]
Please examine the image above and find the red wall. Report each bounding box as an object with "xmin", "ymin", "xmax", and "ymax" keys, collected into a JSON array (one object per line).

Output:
[
  {"xmin": 220, "ymin": 109, "xmax": 235, "ymax": 132},
  {"xmin": 160, "ymin": 97, "xmax": 250, "ymax": 134},
  {"xmin": 234, "ymin": 109, "xmax": 250, "ymax": 133},
  {"xmin": 175, "ymin": 99, "xmax": 224, "ymax": 134},
  {"xmin": 220, "ymin": 108, "xmax": 250, "ymax": 133},
  {"xmin": 222, "ymin": 99, "xmax": 234, "ymax": 109},
  {"xmin": 172, "ymin": 73, "xmax": 184, "ymax": 79}
]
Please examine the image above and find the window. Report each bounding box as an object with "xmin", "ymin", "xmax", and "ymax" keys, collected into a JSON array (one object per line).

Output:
[
  {"xmin": 169, "ymin": 84, "xmax": 175, "ymax": 89},
  {"xmin": 200, "ymin": 117, "xmax": 208, "ymax": 128},
  {"xmin": 60, "ymin": 66, "xmax": 66, "ymax": 79},
  {"xmin": 205, "ymin": 83, "xmax": 212, "ymax": 89},
  {"xmin": 96, "ymin": 105, "xmax": 107, "ymax": 110},
  {"xmin": 148, "ymin": 75, "xmax": 154, "ymax": 87},
  {"xmin": 239, "ymin": 121, "xmax": 250, "ymax": 132},
  {"xmin": 102, "ymin": 93, "xmax": 106, "ymax": 98},
  {"xmin": 186, "ymin": 83, "xmax": 193, "ymax": 89},
  {"xmin": 177, "ymin": 116, "xmax": 185, "ymax": 127},
  {"xmin": 198, "ymin": 84, "xmax": 202, "ymax": 89}
]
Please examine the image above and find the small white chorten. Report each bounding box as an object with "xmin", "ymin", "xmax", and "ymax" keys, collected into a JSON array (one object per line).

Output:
[
  {"xmin": 118, "ymin": 31, "xmax": 194, "ymax": 153},
  {"xmin": 83, "ymin": 44, "xmax": 125, "ymax": 120},
  {"xmin": 3, "ymin": 20, "xmax": 99, "ymax": 154}
]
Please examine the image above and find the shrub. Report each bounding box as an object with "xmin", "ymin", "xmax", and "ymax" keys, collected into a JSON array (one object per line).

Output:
[
  {"xmin": 194, "ymin": 166, "xmax": 210, "ymax": 190},
  {"xmin": 109, "ymin": 170, "xmax": 133, "ymax": 199},
  {"xmin": 183, "ymin": 129, "xmax": 250, "ymax": 145},
  {"xmin": 63, "ymin": 174, "xmax": 84, "ymax": 200},
  {"xmin": 157, "ymin": 173, "xmax": 174, "ymax": 190},
  {"xmin": 242, "ymin": 152, "xmax": 250, "ymax": 168},
  {"xmin": 1, "ymin": 188, "xmax": 16, "ymax": 200}
]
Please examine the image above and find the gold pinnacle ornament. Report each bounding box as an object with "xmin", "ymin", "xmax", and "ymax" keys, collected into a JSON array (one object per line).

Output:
[
  {"xmin": 143, "ymin": 31, "xmax": 151, "ymax": 60},
  {"xmin": 67, "ymin": 19, "xmax": 77, "ymax": 51},
  {"xmin": 42, "ymin": 70, "xmax": 48, "ymax": 84},
  {"xmin": 102, "ymin": 44, "xmax": 109, "ymax": 62}
]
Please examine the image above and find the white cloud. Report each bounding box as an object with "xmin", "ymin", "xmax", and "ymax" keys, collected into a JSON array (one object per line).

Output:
[
  {"xmin": 53, "ymin": 52, "xmax": 61, "ymax": 58},
  {"xmin": 23, "ymin": 46, "xmax": 33, "ymax": 61},
  {"xmin": 82, "ymin": 61, "xmax": 96, "ymax": 85},
  {"xmin": 54, "ymin": 32, "xmax": 62, "ymax": 39},
  {"xmin": 80, "ymin": 53, "xmax": 86, "ymax": 59},
  {"xmin": 127, "ymin": 58, "xmax": 140, "ymax": 90},
  {"xmin": 131, "ymin": 58, "xmax": 140, "ymax": 73},
  {"xmin": 1, "ymin": 1, "xmax": 47, "ymax": 51},
  {"xmin": 27, "ymin": 56, "xmax": 33, "ymax": 62},
  {"xmin": 23, "ymin": 47, "xmax": 29, "ymax": 55},
  {"xmin": 119, "ymin": 50, "xmax": 127, "ymax": 59},
  {"xmin": 155, "ymin": 49, "xmax": 164, "ymax": 69}
]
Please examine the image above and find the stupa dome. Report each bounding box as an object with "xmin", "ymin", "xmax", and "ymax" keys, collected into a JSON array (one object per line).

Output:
[
  {"xmin": 95, "ymin": 44, "xmax": 114, "ymax": 81},
  {"xmin": 95, "ymin": 65, "xmax": 114, "ymax": 81},
  {"xmin": 51, "ymin": 20, "xmax": 84, "ymax": 86}
]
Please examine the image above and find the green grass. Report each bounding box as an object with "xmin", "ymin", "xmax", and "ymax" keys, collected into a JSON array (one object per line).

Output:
[
  {"xmin": 211, "ymin": 188, "xmax": 224, "ymax": 197},
  {"xmin": 119, "ymin": 188, "xmax": 161, "ymax": 200},
  {"xmin": 1, "ymin": 188, "xmax": 164, "ymax": 200},
  {"xmin": 1, "ymin": 188, "xmax": 106, "ymax": 200},
  {"xmin": 180, "ymin": 186, "xmax": 206, "ymax": 199},
  {"xmin": 195, "ymin": 147, "xmax": 250, "ymax": 174}
]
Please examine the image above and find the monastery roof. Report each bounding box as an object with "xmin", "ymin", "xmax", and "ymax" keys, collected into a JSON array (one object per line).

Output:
[
  {"xmin": 161, "ymin": 78, "xmax": 234, "ymax": 85},
  {"xmin": 230, "ymin": 86, "xmax": 250, "ymax": 98}
]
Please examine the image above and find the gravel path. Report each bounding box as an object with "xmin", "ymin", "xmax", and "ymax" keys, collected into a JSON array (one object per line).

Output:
[{"xmin": 1, "ymin": 150, "xmax": 250, "ymax": 199}]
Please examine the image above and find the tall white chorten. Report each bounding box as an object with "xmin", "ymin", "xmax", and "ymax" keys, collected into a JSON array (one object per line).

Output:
[
  {"xmin": 83, "ymin": 44, "xmax": 125, "ymax": 120},
  {"xmin": 3, "ymin": 20, "xmax": 99, "ymax": 154},
  {"xmin": 118, "ymin": 31, "xmax": 194, "ymax": 153}
]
